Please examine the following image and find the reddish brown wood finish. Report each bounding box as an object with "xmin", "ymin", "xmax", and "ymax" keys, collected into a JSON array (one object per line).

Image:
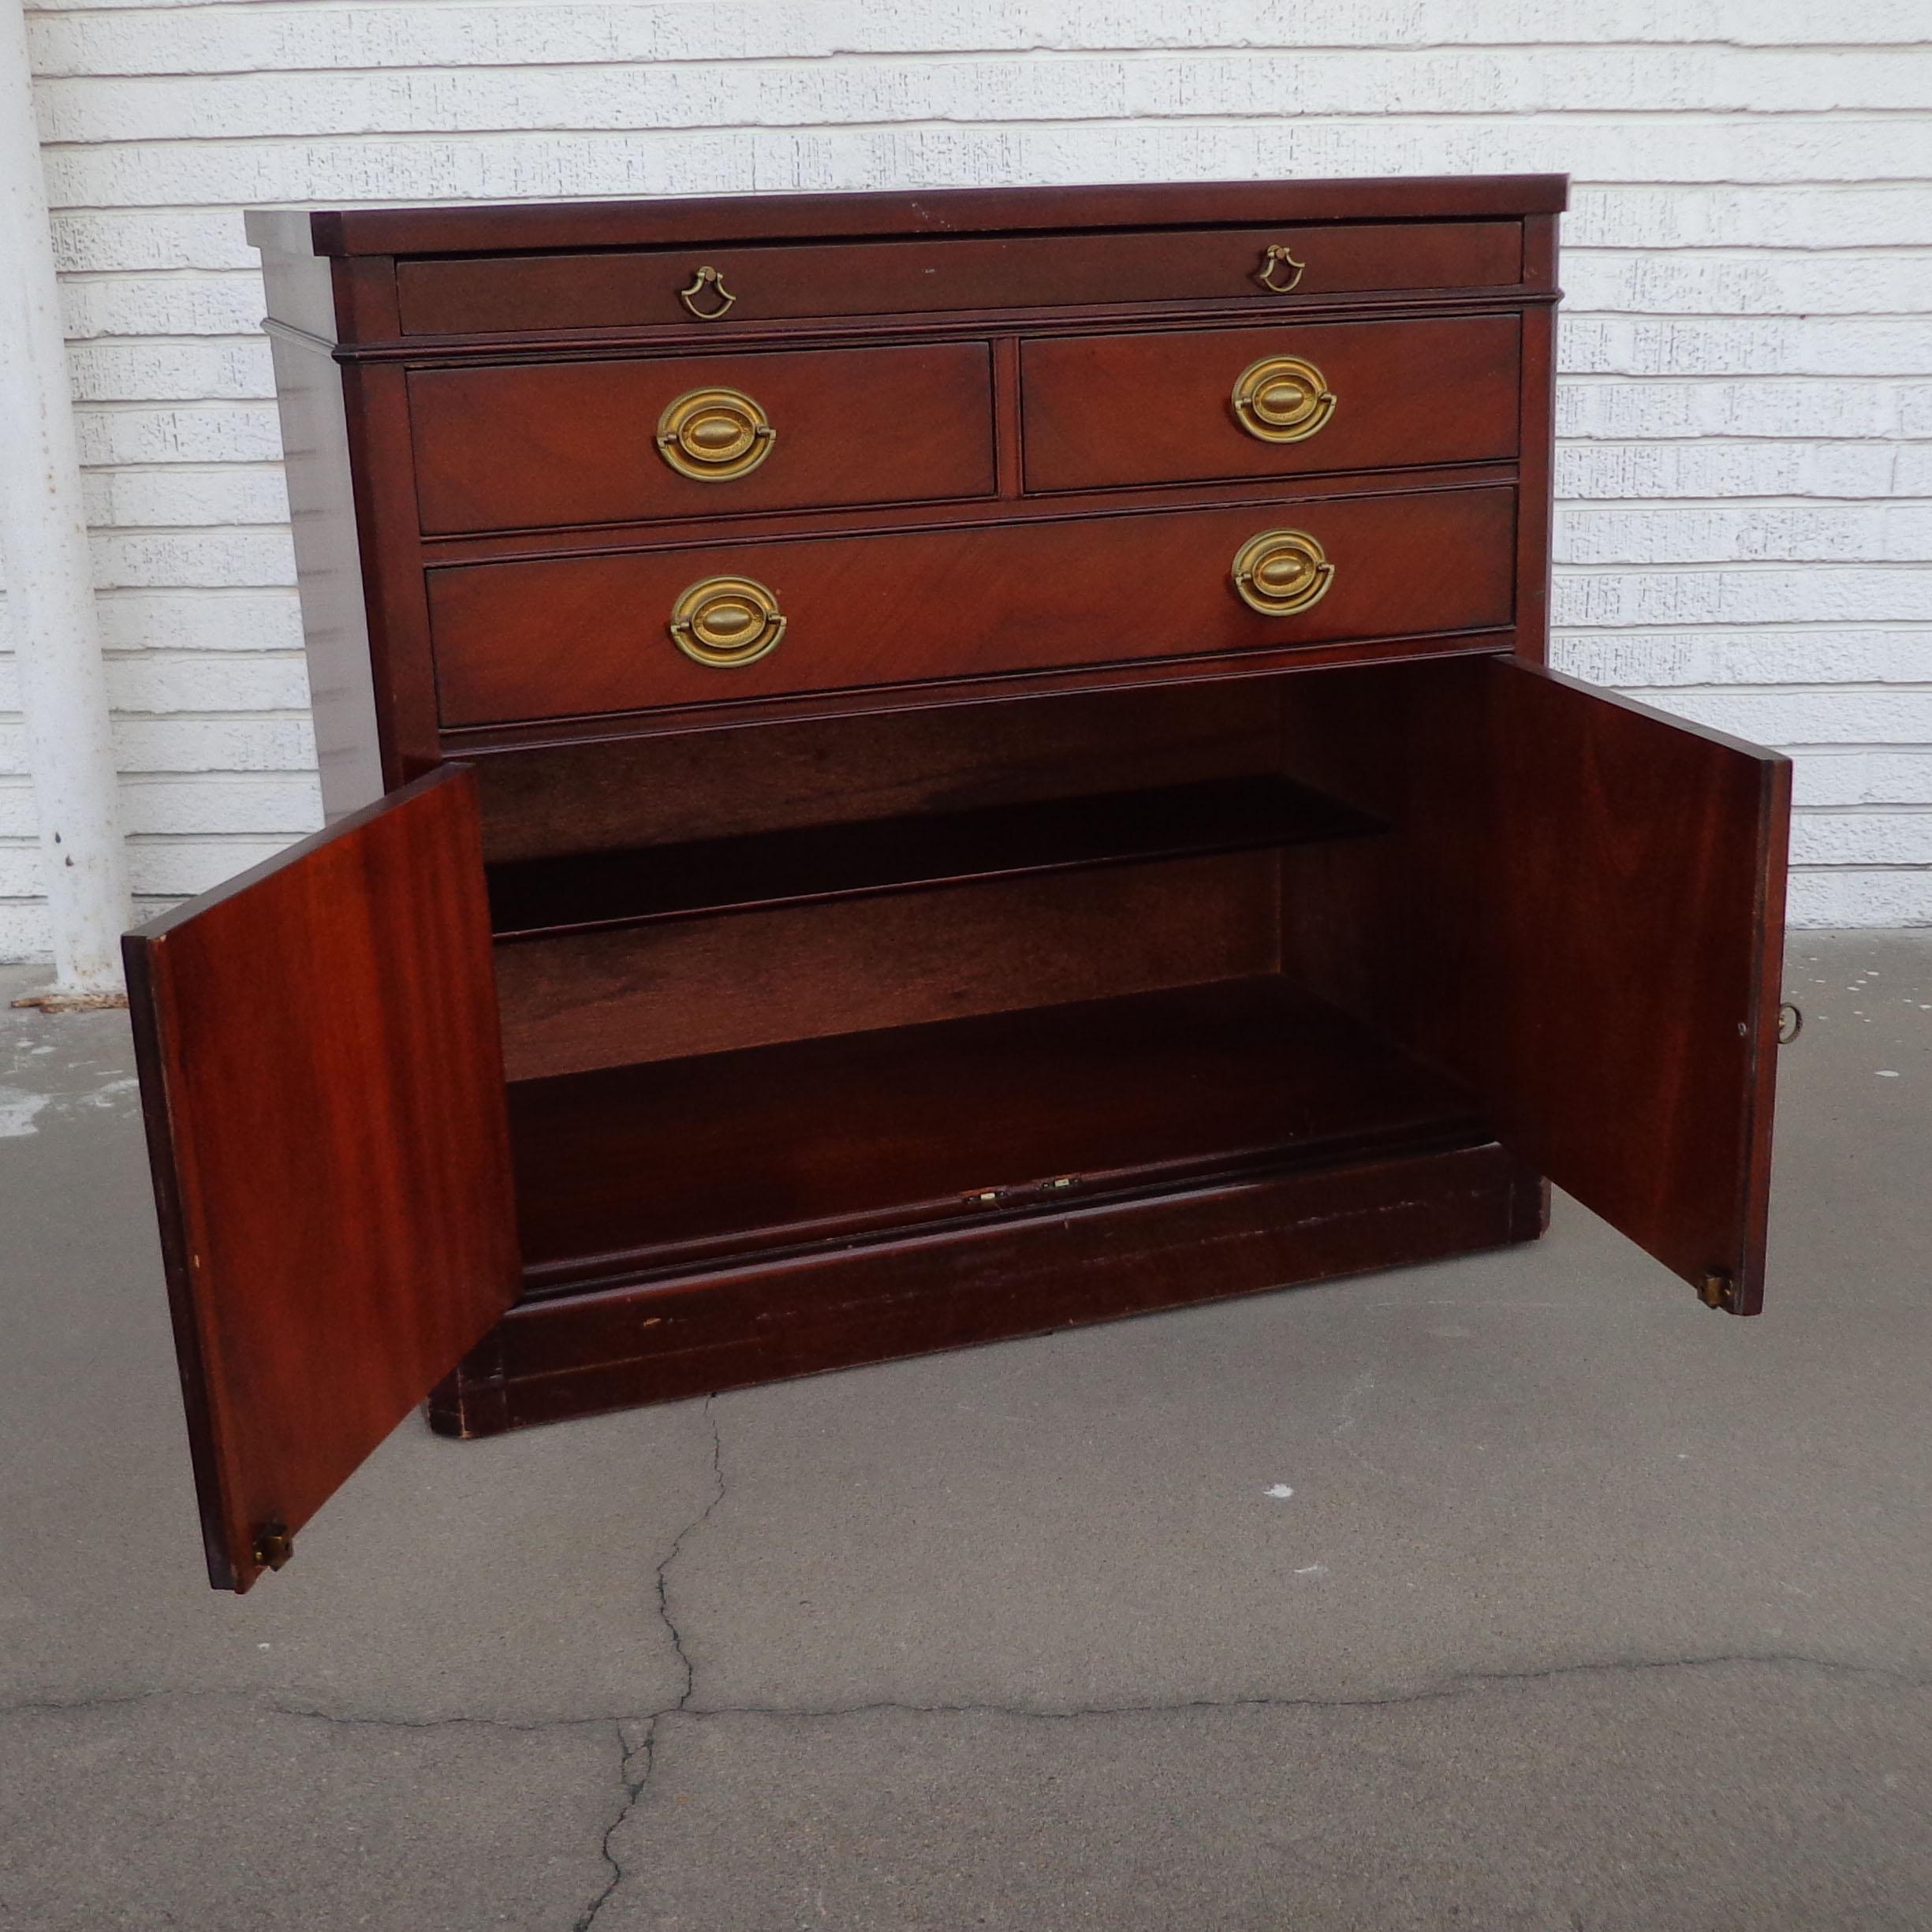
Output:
[
  {"xmin": 339, "ymin": 357, "xmax": 446, "ymax": 786},
  {"xmin": 505, "ymin": 977, "xmax": 1480, "ymax": 1285},
  {"xmin": 470, "ymin": 679, "xmax": 1282, "ymax": 861},
  {"xmin": 1278, "ymin": 656, "xmax": 1789, "ymax": 1310},
  {"xmin": 485, "ymin": 773, "xmax": 1378, "ymax": 937},
  {"xmin": 491, "ymin": 850, "xmax": 1285, "ymax": 1080},
  {"xmin": 131, "ymin": 177, "xmax": 1789, "ymax": 1513},
  {"xmin": 1512, "ymin": 211, "xmax": 1561, "ymax": 665},
  {"xmin": 1021, "ymin": 314, "xmax": 1520, "ymax": 493},
  {"xmin": 430, "ymin": 1139, "xmax": 1544, "ymax": 1436},
  {"xmin": 122, "ymin": 768, "xmax": 520, "ymax": 1591},
  {"xmin": 408, "ymin": 341, "xmax": 998, "ymax": 534},
  {"xmin": 150, "ymin": 178, "xmax": 1803, "ymax": 1509},
  {"xmin": 440, "ymin": 626, "xmax": 1516, "ymax": 757},
  {"xmin": 248, "ymin": 175, "xmax": 1568, "ymax": 262},
  {"xmin": 427, "ymin": 483, "xmax": 1517, "ymax": 726},
  {"xmin": 395, "ymin": 222, "xmax": 1525, "ymax": 336}
]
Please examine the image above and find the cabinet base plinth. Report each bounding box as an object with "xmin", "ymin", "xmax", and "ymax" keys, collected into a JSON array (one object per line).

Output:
[{"xmin": 427, "ymin": 1139, "xmax": 1546, "ymax": 1439}]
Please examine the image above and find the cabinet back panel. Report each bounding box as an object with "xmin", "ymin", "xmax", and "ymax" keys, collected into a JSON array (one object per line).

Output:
[
  {"xmin": 472, "ymin": 682, "xmax": 1283, "ymax": 863},
  {"xmin": 493, "ymin": 851, "xmax": 1281, "ymax": 1080}
]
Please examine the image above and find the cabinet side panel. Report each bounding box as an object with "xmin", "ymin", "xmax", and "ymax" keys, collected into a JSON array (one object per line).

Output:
[
  {"xmin": 1512, "ymin": 213, "xmax": 1560, "ymax": 664},
  {"xmin": 267, "ymin": 330, "xmax": 384, "ymax": 820}
]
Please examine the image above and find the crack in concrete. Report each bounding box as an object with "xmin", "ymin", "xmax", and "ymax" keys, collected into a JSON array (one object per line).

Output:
[
  {"xmin": 576, "ymin": 1717, "xmax": 655, "ymax": 1932},
  {"xmin": 678, "ymin": 1647, "xmax": 1932, "ymax": 1725},
  {"xmin": 263, "ymin": 1702, "xmax": 612, "ymax": 1735},
  {"xmin": 575, "ymin": 1395, "xmax": 725, "ymax": 1932},
  {"xmin": 658, "ymin": 1393, "xmax": 726, "ymax": 1715},
  {"xmin": 0, "ymin": 1689, "xmax": 160, "ymax": 1718},
  {"xmin": 7, "ymin": 1645, "xmax": 1929, "ymax": 1743},
  {"xmin": 3, "ymin": 1647, "xmax": 1927, "ymax": 1740}
]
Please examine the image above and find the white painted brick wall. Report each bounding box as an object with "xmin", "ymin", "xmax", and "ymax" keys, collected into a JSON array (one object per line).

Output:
[{"xmin": 2, "ymin": 0, "xmax": 1928, "ymax": 957}]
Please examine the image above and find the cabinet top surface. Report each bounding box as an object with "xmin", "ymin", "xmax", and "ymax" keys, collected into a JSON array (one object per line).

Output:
[{"xmin": 245, "ymin": 173, "xmax": 1569, "ymax": 260}]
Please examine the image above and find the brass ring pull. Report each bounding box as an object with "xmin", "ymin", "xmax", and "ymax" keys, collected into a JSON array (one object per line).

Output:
[
  {"xmin": 669, "ymin": 574, "xmax": 785, "ymax": 668},
  {"xmin": 656, "ymin": 387, "xmax": 775, "ymax": 482},
  {"xmin": 1231, "ymin": 528, "xmax": 1333, "ymax": 617},
  {"xmin": 1232, "ymin": 354, "xmax": 1335, "ymax": 444},
  {"xmin": 677, "ymin": 265, "xmax": 738, "ymax": 321},
  {"xmin": 1255, "ymin": 244, "xmax": 1307, "ymax": 293},
  {"xmin": 1777, "ymin": 1003, "xmax": 1803, "ymax": 1045}
]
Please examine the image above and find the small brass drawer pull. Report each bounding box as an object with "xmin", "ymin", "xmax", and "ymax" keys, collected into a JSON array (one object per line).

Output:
[
  {"xmin": 1255, "ymin": 244, "xmax": 1307, "ymax": 293},
  {"xmin": 656, "ymin": 387, "xmax": 775, "ymax": 482},
  {"xmin": 677, "ymin": 265, "xmax": 737, "ymax": 320},
  {"xmin": 669, "ymin": 574, "xmax": 786, "ymax": 668},
  {"xmin": 1232, "ymin": 354, "xmax": 1335, "ymax": 444},
  {"xmin": 1231, "ymin": 528, "xmax": 1334, "ymax": 617}
]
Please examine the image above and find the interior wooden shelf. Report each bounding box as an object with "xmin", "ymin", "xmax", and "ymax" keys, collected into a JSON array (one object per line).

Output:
[
  {"xmin": 507, "ymin": 975, "xmax": 1487, "ymax": 1290},
  {"xmin": 486, "ymin": 774, "xmax": 1382, "ymax": 940}
]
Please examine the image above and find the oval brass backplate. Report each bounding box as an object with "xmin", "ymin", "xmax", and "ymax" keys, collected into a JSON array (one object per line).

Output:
[
  {"xmin": 1231, "ymin": 528, "xmax": 1334, "ymax": 617},
  {"xmin": 1232, "ymin": 354, "xmax": 1336, "ymax": 444},
  {"xmin": 656, "ymin": 386, "xmax": 775, "ymax": 482},
  {"xmin": 668, "ymin": 574, "xmax": 786, "ymax": 668}
]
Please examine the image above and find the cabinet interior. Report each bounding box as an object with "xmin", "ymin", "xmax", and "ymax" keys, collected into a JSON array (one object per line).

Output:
[{"xmin": 473, "ymin": 671, "xmax": 1493, "ymax": 1296}]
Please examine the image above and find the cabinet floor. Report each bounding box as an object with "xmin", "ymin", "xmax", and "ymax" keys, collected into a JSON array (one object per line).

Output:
[{"xmin": 505, "ymin": 974, "xmax": 1486, "ymax": 1289}]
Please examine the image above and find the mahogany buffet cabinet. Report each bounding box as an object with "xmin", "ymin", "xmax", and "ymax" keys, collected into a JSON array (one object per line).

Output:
[{"xmin": 121, "ymin": 176, "xmax": 1793, "ymax": 1593}]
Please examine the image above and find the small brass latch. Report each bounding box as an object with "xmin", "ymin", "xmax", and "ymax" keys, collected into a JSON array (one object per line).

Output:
[
  {"xmin": 964, "ymin": 1177, "xmax": 1082, "ymax": 1208},
  {"xmin": 252, "ymin": 1520, "xmax": 294, "ymax": 1572},
  {"xmin": 1777, "ymin": 1003, "xmax": 1803, "ymax": 1044},
  {"xmin": 677, "ymin": 265, "xmax": 738, "ymax": 321},
  {"xmin": 1698, "ymin": 1273, "xmax": 1739, "ymax": 1313},
  {"xmin": 1255, "ymin": 244, "xmax": 1307, "ymax": 293}
]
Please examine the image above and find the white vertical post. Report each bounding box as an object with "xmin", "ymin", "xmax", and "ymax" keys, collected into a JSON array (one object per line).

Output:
[{"xmin": 0, "ymin": 0, "xmax": 130, "ymax": 995}]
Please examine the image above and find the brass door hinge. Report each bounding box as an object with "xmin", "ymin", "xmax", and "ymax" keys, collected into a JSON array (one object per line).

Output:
[
  {"xmin": 1698, "ymin": 1272, "xmax": 1740, "ymax": 1313},
  {"xmin": 252, "ymin": 1520, "xmax": 294, "ymax": 1572}
]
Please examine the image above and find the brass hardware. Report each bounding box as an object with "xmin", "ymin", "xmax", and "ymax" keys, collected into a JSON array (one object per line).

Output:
[
  {"xmin": 677, "ymin": 265, "xmax": 738, "ymax": 321},
  {"xmin": 1777, "ymin": 1003, "xmax": 1803, "ymax": 1045},
  {"xmin": 967, "ymin": 1177, "xmax": 1080, "ymax": 1209},
  {"xmin": 668, "ymin": 573, "xmax": 785, "ymax": 668},
  {"xmin": 1231, "ymin": 528, "xmax": 1334, "ymax": 617},
  {"xmin": 252, "ymin": 1520, "xmax": 294, "ymax": 1572},
  {"xmin": 1255, "ymin": 244, "xmax": 1307, "ymax": 293},
  {"xmin": 655, "ymin": 386, "xmax": 775, "ymax": 482},
  {"xmin": 1232, "ymin": 353, "xmax": 1336, "ymax": 444},
  {"xmin": 1699, "ymin": 1272, "xmax": 1740, "ymax": 1313}
]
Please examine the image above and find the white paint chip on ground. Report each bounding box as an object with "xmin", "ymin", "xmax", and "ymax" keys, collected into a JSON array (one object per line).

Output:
[
  {"xmin": 1876, "ymin": 1070, "xmax": 1901, "ymax": 1077},
  {"xmin": 1264, "ymin": 1484, "xmax": 1296, "ymax": 1500},
  {"xmin": 0, "ymin": 1087, "xmax": 50, "ymax": 1137},
  {"xmin": 1296, "ymin": 1564, "xmax": 1328, "ymax": 1576}
]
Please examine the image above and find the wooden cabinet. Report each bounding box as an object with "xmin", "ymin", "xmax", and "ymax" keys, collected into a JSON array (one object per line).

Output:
[{"xmin": 125, "ymin": 177, "xmax": 1791, "ymax": 1593}]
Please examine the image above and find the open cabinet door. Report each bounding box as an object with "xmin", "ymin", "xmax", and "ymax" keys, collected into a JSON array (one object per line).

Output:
[
  {"xmin": 124, "ymin": 766, "xmax": 519, "ymax": 1591},
  {"xmin": 1281, "ymin": 656, "xmax": 1790, "ymax": 1315}
]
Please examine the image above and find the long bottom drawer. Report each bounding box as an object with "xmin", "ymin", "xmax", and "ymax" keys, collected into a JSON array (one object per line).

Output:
[{"xmin": 428, "ymin": 483, "xmax": 1517, "ymax": 727}]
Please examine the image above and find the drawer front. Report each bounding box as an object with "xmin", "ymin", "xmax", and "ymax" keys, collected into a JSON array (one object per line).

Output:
[
  {"xmin": 430, "ymin": 486, "xmax": 1516, "ymax": 727},
  {"xmin": 397, "ymin": 222, "xmax": 1525, "ymax": 335},
  {"xmin": 1022, "ymin": 314, "xmax": 1520, "ymax": 494},
  {"xmin": 409, "ymin": 341, "xmax": 997, "ymax": 535}
]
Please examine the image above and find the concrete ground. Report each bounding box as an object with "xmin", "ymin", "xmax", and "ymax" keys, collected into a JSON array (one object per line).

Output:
[{"xmin": 0, "ymin": 931, "xmax": 1927, "ymax": 1932}]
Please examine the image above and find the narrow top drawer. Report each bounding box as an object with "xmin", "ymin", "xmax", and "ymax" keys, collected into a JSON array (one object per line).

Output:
[{"xmin": 395, "ymin": 222, "xmax": 1526, "ymax": 336}]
